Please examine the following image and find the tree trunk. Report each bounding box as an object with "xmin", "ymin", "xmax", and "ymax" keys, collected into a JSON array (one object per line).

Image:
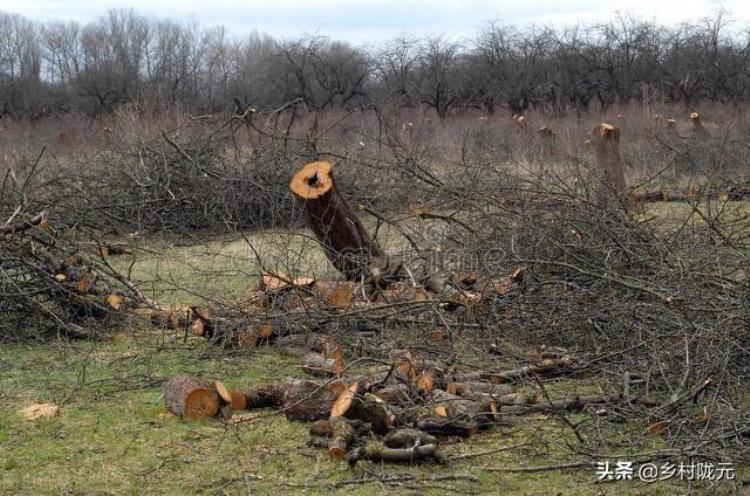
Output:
[
  {"xmin": 593, "ymin": 123, "xmax": 626, "ymax": 209},
  {"xmin": 290, "ymin": 161, "xmax": 385, "ymax": 281}
]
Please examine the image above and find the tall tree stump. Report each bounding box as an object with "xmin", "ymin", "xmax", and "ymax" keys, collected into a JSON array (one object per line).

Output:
[
  {"xmin": 689, "ymin": 112, "xmax": 710, "ymax": 138},
  {"xmin": 593, "ymin": 123, "xmax": 626, "ymax": 209},
  {"xmin": 290, "ymin": 161, "xmax": 385, "ymax": 281}
]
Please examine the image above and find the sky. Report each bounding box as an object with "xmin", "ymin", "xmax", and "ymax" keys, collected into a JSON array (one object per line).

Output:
[{"xmin": 1, "ymin": 0, "xmax": 747, "ymax": 44}]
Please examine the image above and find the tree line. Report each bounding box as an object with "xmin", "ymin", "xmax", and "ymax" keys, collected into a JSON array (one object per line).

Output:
[{"xmin": 1, "ymin": 9, "xmax": 749, "ymax": 120}]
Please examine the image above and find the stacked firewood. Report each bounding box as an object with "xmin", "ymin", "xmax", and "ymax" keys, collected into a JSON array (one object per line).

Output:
[{"xmin": 162, "ymin": 349, "xmax": 616, "ymax": 465}]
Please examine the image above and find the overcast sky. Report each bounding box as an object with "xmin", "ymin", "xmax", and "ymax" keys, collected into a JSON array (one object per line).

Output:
[{"xmin": 1, "ymin": 0, "xmax": 747, "ymax": 44}]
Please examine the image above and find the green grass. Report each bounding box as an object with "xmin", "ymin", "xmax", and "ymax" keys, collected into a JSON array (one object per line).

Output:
[
  {"xmin": 110, "ymin": 217, "xmax": 413, "ymax": 307},
  {"xmin": 1, "ymin": 332, "xmax": 705, "ymax": 495},
  {"xmin": 2, "ymin": 213, "xmax": 747, "ymax": 495}
]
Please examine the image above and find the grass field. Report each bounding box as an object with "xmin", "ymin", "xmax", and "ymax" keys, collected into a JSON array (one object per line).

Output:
[
  {"xmin": 1, "ymin": 206, "xmax": 747, "ymax": 495},
  {"xmin": 2, "ymin": 332, "xmax": 701, "ymax": 495}
]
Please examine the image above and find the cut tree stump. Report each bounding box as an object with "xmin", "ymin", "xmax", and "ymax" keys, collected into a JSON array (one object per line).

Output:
[
  {"xmin": 289, "ymin": 161, "xmax": 392, "ymax": 281},
  {"xmin": 690, "ymin": 112, "xmax": 710, "ymax": 138},
  {"xmin": 164, "ymin": 376, "xmax": 220, "ymax": 420},
  {"xmin": 593, "ymin": 122, "xmax": 626, "ymax": 209}
]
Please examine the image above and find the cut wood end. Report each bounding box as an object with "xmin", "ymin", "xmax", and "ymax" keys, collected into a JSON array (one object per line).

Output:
[
  {"xmin": 329, "ymin": 446, "xmax": 348, "ymax": 460},
  {"xmin": 395, "ymin": 360, "xmax": 417, "ymax": 382},
  {"xmin": 192, "ymin": 319, "xmax": 205, "ymax": 336},
  {"xmin": 184, "ymin": 389, "xmax": 220, "ymax": 420},
  {"xmin": 326, "ymin": 379, "xmax": 347, "ymax": 397},
  {"xmin": 331, "ymin": 380, "xmax": 359, "ymax": 417},
  {"xmin": 192, "ymin": 306, "xmax": 213, "ymax": 321},
  {"xmin": 258, "ymin": 324, "xmax": 274, "ymax": 338},
  {"xmin": 596, "ymin": 122, "xmax": 619, "ymax": 140},
  {"xmin": 230, "ymin": 389, "xmax": 247, "ymax": 411},
  {"xmin": 417, "ymin": 370, "xmax": 436, "ymax": 394},
  {"xmin": 331, "ymin": 356, "xmax": 346, "ymax": 375},
  {"xmin": 259, "ymin": 273, "xmax": 289, "ymax": 291},
  {"xmin": 106, "ymin": 293, "xmax": 124, "ymax": 310},
  {"xmin": 64, "ymin": 254, "xmax": 81, "ymax": 268},
  {"xmin": 293, "ymin": 276, "xmax": 315, "ymax": 287},
  {"xmin": 434, "ymin": 405, "xmax": 449, "ymax": 418},
  {"xmin": 214, "ymin": 380, "xmax": 233, "ymax": 404},
  {"xmin": 327, "ymin": 345, "xmax": 344, "ymax": 361},
  {"xmin": 327, "ymin": 283, "xmax": 355, "ymax": 308},
  {"xmin": 689, "ymin": 112, "xmax": 700, "ymax": 120},
  {"xmin": 23, "ymin": 403, "xmax": 59, "ymax": 421},
  {"xmin": 290, "ymin": 161, "xmax": 333, "ymax": 200}
]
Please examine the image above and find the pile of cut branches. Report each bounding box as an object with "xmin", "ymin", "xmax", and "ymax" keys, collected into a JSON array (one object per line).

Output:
[
  {"xmin": 162, "ymin": 348, "xmax": 599, "ymax": 465},
  {"xmin": 0, "ymin": 206, "xmax": 154, "ymax": 340}
]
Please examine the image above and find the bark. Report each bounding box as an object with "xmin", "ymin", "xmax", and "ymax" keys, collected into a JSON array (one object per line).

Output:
[
  {"xmin": 498, "ymin": 395, "xmax": 610, "ymax": 415},
  {"xmin": 240, "ymin": 383, "xmax": 288, "ymax": 409},
  {"xmin": 328, "ymin": 416, "xmax": 356, "ymax": 459},
  {"xmin": 383, "ymin": 428, "xmax": 437, "ymax": 448},
  {"xmin": 1, "ymin": 211, "xmax": 48, "ymax": 235},
  {"xmin": 163, "ymin": 376, "xmax": 220, "ymax": 421},
  {"xmin": 690, "ymin": 112, "xmax": 710, "ymax": 138},
  {"xmin": 446, "ymin": 382, "xmax": 515, "ymax": 398},
  {"xmin": 428, "ymin": 389, "xmax": 498, "ymax": 423},
  {"xmin": 373, "ymin": 383, "xmax": 412, "ymax": 405},
  {"xmin": 281, "ymin": 379, "xmax": 339, "ymax": 422},
  {"xmin": 488, "ymin": 357, "xmax": 574, "ymax": 383},
  {"xmin": 301, "ymin": 352, "xmax": 345, "ymax": 376},
  {"xmin": 415, "ymin": 419, "xmax": 482, "ymax": 437},
  {"xmin": 593, "ymin": 122, "xmax": 626, "ymax": 209},
  {"xmin": 348, "ymin": 441, "xmax": 441, "ymax": 465},
  {"xmin": 630, "ymin": 188, "xmax": 750, "ymax": 204},
  {"xmin": 289, "ymin": 161, "xmax": 387, "ymax": 280},
  {"xmin": 350, "ymin": 393, "xmax": 397, "ymax": 435}
]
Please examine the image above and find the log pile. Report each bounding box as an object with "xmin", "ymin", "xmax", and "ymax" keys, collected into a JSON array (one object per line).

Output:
[
  {"xmin": 161, "ymin": 350, "xmax": 613, "ymax": 465},
  {"xmin": 159, "ymin": 266, "xmax": 525, "ymax": 350}
]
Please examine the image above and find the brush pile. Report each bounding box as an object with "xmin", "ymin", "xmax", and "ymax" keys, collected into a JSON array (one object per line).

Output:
[{"xmin": 0, "ymin": 206, "xmax": 153, "ymax": 339}]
